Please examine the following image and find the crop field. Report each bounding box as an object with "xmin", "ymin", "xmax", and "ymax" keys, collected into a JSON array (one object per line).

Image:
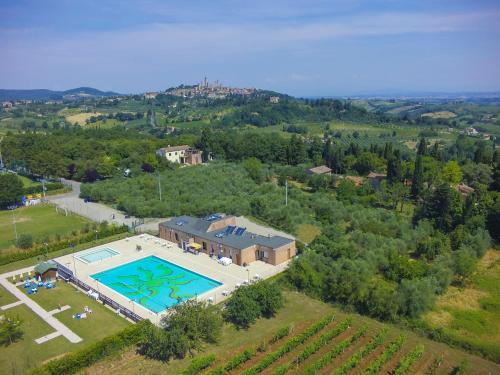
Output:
[
  {"xmin": 421, "ymin": 111, "xmax": 457, "ymax": 119},
  {"xmin": 64, "ymin": 111, "xmax": 105, "ymax": 125},
  {"xmin": 82, "ymin": 291, "xmax": 499, "ymax": 375}
]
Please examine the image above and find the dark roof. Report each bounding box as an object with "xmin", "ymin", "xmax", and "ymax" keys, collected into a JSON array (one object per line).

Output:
[
  {"xmin": 34, "ymin": 261, "xmax": 57, "ymax": 274},
  {"xmin": 160, "ymin": 216, "xmax": 294, "ymax": 251}
]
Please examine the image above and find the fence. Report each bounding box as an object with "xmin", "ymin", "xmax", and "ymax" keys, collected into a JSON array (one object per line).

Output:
[{"xmin": 53, "ymin": 260, "xmax": 143, "ymax": 322}]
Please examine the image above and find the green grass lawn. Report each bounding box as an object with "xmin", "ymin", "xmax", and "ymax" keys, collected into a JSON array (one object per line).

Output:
[
  {"xmin": 22, "ymin": 281, "xmax": 130, "ymax": 341},
  {"xmin": 0, "ymin": 284, "xmax": 18, "ymax": 306},
  {"xmin": 0, "ymin": 232, "xmax": 129, "ymax": 274},
  {"xmin": 0, "ymin": 282, "xmax": 130, "ymax": 374},
  {"xmin": 0, "ymin": 204, "xmax": 91, "ymax": 250},
  {"xmin": 17, "ymin": 175, "xmax": 39, "ymax": 188},
  {"xmin": 422, "ymin": 249, "xmax": 500, "ymax": 362}
]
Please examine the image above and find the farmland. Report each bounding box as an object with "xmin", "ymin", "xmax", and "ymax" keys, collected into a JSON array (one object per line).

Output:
[{"xmin": 82, "ymin": 291, "xmax": 499, "ymax": 374}]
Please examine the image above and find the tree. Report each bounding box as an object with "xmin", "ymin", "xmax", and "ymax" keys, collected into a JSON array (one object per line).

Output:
[
  {"xmin": 141, "ymin": 163, "xmax": 155, "ymax": 173},
  {"xmin": 416, "ymin": 183, "xmax": 463, "ymax": 233},
  {"xmin": 138, "ymin": 300, "xmax": 222, "ymax": 361},
  {"xmin": 0, "ymin": 174, "xmax": 23, "ymax": 208},
  {"xmin": 224, "ymin": 292, "xmax": 260, "ymax": 328},
  {"xmin": 441, "ymin": 160, "xmax": 462, "ymax": 185},
  {"xmin": 396, "ymin": 278, "xmax": 436, "ymax": 318},
  {"xmin": 411, "ymin": 155, "xmax": 424, "ymax": 198},
  {"xmin": 453, "ymin": 249, "xmax": 476, "ymax": 285},
  {"xmin": 242, "ymin": 158, "xmax": 264, "ymax": 183},
  {"xmin": 486, "ymin": 201, "xmax": 500, "ymax": 242},
  {"xmin": 0, "ymin": 314, "xmax": 23, "ymax": 346},
  {"xmin": 387, "ymin": 153, "xmax": 402, "ymax": 184},
  {"xmin": 224, "ymin": 282, "xmax": 283, "ymax": 328}
]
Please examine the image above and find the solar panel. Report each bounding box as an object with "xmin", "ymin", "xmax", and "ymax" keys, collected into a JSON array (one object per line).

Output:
[
  {"xmin": 235, "ymin": 227, "xmax": 246, "ymax": 236},
  {"xmin": 225, "ymin": 225, "xmax": 236, "ymax": 235}
]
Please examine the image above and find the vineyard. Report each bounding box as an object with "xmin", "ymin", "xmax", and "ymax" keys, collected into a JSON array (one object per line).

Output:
[{"xmin": 182, "ymin": 314, "xmax": 472, "ymax": 375}]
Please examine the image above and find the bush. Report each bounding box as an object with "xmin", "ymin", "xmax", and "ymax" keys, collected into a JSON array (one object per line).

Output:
[
  {"xmin": 31, "ymin": 320, "xmax": 151, "ymax": 375},
  {"xmin": 17, "ymin": 234, "xmax": 33, "ymax": 249},
  {"xmin": 270, "ymin": 326, "xmax": 291, "ymax": 344}
]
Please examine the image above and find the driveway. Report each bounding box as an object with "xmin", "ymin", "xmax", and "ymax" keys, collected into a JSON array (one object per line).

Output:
[{"xmin": 48, "ymin": 179, "xmax": 167, "ymax": 233}]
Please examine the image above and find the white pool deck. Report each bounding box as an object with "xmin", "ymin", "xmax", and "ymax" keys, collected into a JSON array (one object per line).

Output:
[{"xmin": 54, "ymin": 234, "xmax": 291, "ymax": 322}]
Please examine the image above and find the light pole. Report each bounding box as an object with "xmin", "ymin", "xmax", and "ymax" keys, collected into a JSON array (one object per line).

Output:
[
  {"xmin": 246, "ymin": 268, "xmax": 250, "ymax": 283},
  {"xmin": 11, "ymin": 209, "xmax": 18, "ymax": 242},
  {"xmin": 94, "ymin": 229, "xmax": 98, "ymax": 241},
  {"xmin": 130, "ymin": 299, "xmax": 135, "ymax": 314},
  {"xmin": 95, "ymin": 278, "xmax": 100, "ymax": 294}
]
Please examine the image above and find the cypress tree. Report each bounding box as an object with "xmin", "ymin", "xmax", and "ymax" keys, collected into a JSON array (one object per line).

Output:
[{"xmin": 411, "ymin": 155, "xmax": 424, "ymax": 198}]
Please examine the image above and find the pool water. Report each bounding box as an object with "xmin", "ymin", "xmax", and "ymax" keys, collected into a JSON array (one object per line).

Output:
[
  {"xmin": 91, "ymin": 256, "xmax": 222, "ymax": 313},
  {"xmin": 77, "ymin": 247, "xmax": 119, "ymax": 263}
]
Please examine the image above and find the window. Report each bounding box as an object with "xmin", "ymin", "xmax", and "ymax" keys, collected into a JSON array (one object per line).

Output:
[
  {"xmin": 174, "ymin": 233, "xmax": 179, "ymax": 241},
  {"xmin": 202, "ymin": 241, "xmax": 207, "ymax": 251},
  {"xmin": 168, "ymin": 152, "xmax": 171, "ymax": 156}
]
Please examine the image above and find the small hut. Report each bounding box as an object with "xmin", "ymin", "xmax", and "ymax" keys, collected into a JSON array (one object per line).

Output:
[{"xmin": 34, "ymin": 261, "xmax": 58, "ymax": 282}]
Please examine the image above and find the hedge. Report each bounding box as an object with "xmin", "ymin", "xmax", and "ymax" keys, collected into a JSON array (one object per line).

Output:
[
  {"xmin": 23, "ymin": 182, "xmax": 65, "ymax": 195},
  {"xmin": 30, "ymin": 320, "xmax": 152, "ymax": 375},
  {"xmin": 0, "ymin": 224, "xmax": 128, "ymax": 266}
]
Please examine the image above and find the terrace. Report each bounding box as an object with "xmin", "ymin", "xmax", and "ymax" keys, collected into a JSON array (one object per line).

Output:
[{"xmin": 53, "ymin": 235, "xmax": 289, "ymax": 322}]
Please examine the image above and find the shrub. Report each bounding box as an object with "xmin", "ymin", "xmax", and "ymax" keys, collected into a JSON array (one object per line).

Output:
[
  {"xmin": 16, "ymin": 234, "xmax": 33, "ymax": 249},
  {"xmin": 269, "ymin": 325, "xmax": 291, "ymax": 344},
  {"xmin": 31, "ymin": 320, "xmax": 151, "ymax": 375}
]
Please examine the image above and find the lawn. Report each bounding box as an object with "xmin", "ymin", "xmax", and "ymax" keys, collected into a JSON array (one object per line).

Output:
[
  {"xmin": 0, "ymin": 282, "xmax": 130, "ymax": 374},
  {"xmin": 83, "ymin": 290, "xmax": 499, "ymax": 375},
  {"xmin": 296, "ymin": 223, "xmax": 321, "ymax": 244},
  {"xmin": 0, "ymin": 284, "xmax": 17, "ymax": 305},
  {"xmin": 21, "ymin": 281, "xmax": 130, "ymax": 341},
  {"xmin": 422, "ymin": 248, "xmax": 500, "ymax": 362},
  {"xmin": 17, "ymin": 175, "xmax": 39, "ymax": 188},
  {"xmin": 0, "ymin": 204, "xmax": 91, "ymax": 251}
]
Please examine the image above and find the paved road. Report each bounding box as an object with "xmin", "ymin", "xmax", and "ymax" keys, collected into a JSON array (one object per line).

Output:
[
  {"xmin": 0, "ymin": 266, "xmax": 82, "ymax": 343},
  {"xmin": 48, "ymin": 179, "xmax": 167, "ymax": 233}
]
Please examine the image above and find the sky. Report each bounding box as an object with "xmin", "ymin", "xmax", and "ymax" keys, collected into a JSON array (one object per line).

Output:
[{"xmin": 1, "ymin": 0, "xmax": 500, "ymax": 96}]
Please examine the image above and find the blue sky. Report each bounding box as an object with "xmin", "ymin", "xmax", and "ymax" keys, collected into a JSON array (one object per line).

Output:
[{"xmin": 1, "ymin": 0, "xmax": 499, "ymax": 96}]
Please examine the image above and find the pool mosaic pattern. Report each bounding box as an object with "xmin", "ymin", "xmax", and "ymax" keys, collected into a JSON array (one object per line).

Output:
[
  {"xmin": 77, "ymin": 247, "xmax": 119, "ymax": 263},
  {"xmin": 91, "ymin": 256, "xmax": 222, "ymax": 313}
]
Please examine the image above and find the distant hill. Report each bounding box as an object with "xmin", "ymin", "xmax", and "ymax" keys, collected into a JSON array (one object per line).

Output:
[{"xmin": 0, "ymin": 87, "xmax": 122, "ymax": 101}]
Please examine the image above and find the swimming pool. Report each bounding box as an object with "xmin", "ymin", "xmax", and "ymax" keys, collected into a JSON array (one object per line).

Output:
[
  {"xmin": 91, "ymin": 256, "xmax": 222, "ymax": 313},
  {"xmin": 76, "ymin": 247, "xmax": 119, "ymax": 263}
]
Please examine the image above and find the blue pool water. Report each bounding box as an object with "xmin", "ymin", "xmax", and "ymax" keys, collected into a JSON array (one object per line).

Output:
[
  {"xmin": 77, "ymin": 247, "xmax": 119, "ymax": 263},
  {"xmin": 91, "ymin": 256, "xmax": 222, "ymax": 313}
]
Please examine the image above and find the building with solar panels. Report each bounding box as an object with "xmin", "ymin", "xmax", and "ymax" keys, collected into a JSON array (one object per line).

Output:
[{"xmin": 159, "ymin": 214, "xmax": 296, "ymax": 266}]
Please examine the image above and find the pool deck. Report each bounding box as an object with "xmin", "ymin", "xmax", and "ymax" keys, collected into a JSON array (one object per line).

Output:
[{"xmin": 54, "ymin": 234, "xmax": 291, "ymax": 323}]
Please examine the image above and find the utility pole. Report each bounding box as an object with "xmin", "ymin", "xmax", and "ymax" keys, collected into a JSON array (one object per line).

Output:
[
  {"xmin": 285, "ymin": 179, "xmax": 288, "ymax": 206},
  {"xmin": 158, "ymin": 174, "xmax": 162, "ymax": 201}
]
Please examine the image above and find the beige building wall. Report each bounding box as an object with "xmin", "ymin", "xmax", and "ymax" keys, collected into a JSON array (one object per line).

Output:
[{"xmin": 159, "ymin": 224, "xmax": 296, "ymax": 267}]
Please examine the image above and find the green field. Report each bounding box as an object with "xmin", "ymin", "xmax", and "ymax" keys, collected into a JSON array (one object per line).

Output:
[
  {"xmin": 423, "ymin": 249, "xmax": 500, "ymax": 362},
  {"xmin": 0, "ymin": 282, "xmax": 130, "ymax": 374},
  {"xmin": 0, "ymin": 204, "xmax": 91, "ymax": 251},
  {"xmin": 83, "ymin": 290, "xmax": 499, "ymax": 375}
]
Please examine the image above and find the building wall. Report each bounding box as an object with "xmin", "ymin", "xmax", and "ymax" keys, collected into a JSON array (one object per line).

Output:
[
  {"xmin": 159, "ymin": 224, "xmax": 296, "ymax": 266},
  {"xmin": 185, "ymin": 152, "xmax": 203, "ymax": 165},
  {"xmin": 207, "ymin": 217, "xmax": 236, "ymax": 232},
  {"xmin": 269, "ymin": 242, "xmax": 296, "ymax": 265}
]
